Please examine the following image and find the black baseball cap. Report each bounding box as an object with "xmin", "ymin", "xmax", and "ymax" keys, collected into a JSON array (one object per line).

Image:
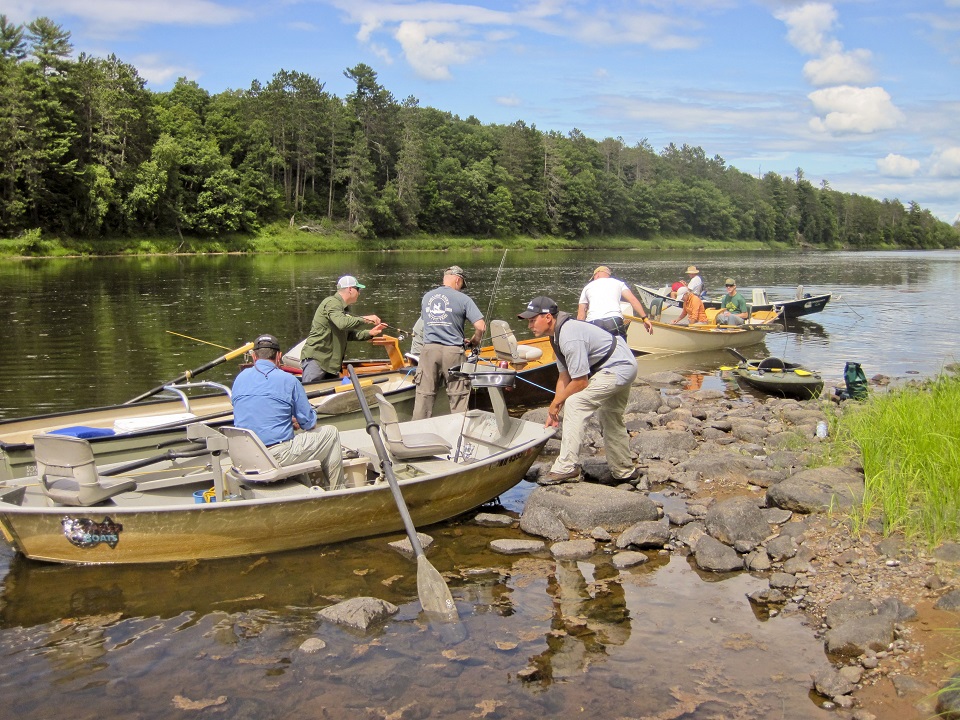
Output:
[
  {"xmin": 253, "ymin": 334, "xmax": 281, "ymax": 351},
  {"xmin": 518, "ymin": 296, "xmax": 558, "ymax": 319}
]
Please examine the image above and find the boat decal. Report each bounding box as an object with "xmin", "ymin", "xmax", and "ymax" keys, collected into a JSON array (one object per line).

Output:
[
  {"xmin": 493, "ymin": 446, "xmax": 537, "ymax": 469},
  {"xmin": 61, "ymin": 516, "xmax": 123, "ymax": 549}
]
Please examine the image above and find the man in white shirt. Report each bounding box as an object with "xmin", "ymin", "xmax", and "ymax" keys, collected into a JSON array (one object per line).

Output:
[{"xmin": 577, "ymin": 266, "xmax": 652, "ymax": 338}]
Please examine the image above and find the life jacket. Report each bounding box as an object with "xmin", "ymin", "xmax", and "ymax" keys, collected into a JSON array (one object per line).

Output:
[{"xmin": 549, "ymin": 311, "xmax": 617, "ymax": 378}]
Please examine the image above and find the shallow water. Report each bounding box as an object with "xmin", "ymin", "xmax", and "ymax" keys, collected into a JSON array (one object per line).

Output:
[{"xmin": 2, "ymin": 248, "xmax": 959, "ymax": 718}]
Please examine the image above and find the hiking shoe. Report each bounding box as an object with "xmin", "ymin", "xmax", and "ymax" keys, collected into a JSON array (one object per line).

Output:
[
  {"xmin": 540, "ymin": 467, "xmax": 582, "ymax": 485},
  {"xmin": 616, "ymin": 468, "xmax": 641, "ymax": 482}
]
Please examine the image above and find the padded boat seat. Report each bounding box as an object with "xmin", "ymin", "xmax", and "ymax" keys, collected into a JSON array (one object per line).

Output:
[
  {"xmin": 376, "ymin": 395, "xmax": 452, "ymax": 460},
  {"xmin": 33, "ymin": 433, "xmax": 136, "ymax": 506},
  {"xmin": 221, "ymin": 426, "xmax": 326, "ymax": 484},
  {"xmin": 490, "ymin": 319, "xmax": 543, "ymax": 365},
  {"xmin": 757, "ymin": 357, "xmax": 786, "ymax": 370}
]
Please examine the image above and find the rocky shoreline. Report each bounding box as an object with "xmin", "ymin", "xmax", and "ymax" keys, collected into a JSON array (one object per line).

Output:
[{"xmin": 495, "ymin": 371, "xmax": 960, "ymax": 719}]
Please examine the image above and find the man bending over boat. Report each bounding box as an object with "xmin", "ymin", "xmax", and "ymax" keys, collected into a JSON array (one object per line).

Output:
[
  {"xmin": 577, "ymin": 265, "xmax": 652, "ymax": 339},
  {"xmin": 233, "ymin": 334, "xmax": 345, "ymax": 488},
  {"xmin": 715, "ymin": 278, "xmax": 748, "ymax": 326},
  {"xmin": 300, "ymin": 275, "xmax": 387, "ymax": 384},
  {"xmin": 519, "ymin": 296, "xmax": 639, "ymax": 485},
  {"xmin": 413, "ymin": 266, "xmax": 485, "ymax": 419}
]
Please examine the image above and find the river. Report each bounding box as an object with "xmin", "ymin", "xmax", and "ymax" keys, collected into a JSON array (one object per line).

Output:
[{"xmin": 1, "ymin": 248, "xmax": 958, "ymax": 719}]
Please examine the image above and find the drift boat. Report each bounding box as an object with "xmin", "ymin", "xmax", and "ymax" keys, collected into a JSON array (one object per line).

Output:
[{"xmin": 0, "ymin": 374, "xmax": 553, "ymax": 565}]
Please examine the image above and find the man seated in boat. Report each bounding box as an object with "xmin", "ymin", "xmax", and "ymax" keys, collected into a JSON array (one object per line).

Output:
[
  {"xmin": 672, "ymin": 290, "xmax": 709, "ymax": 326},
  {"xmin": 232, "ymin": 334, "xmax": 345, "ymax": 488},
  {"xmin": 715, "ymin": 278, "xmax": 749, "ymax": 326},
  {"xmin": 300, "ymin": 275, "xmax": 387, "ymax": 384}
]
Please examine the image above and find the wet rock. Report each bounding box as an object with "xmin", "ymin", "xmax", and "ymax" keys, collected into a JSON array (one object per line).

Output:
[
  {"xmin": 519, "ymin": 504, "xmax": 570, "ymax": 542},
  {"xmin": 933, "ymin": 542, "xmax": 960, "ymax": 563},
  {"xmin": 613, "ymin": 551, "xmax": 649, "ymax": 569},
  {"xmin": 876, "ymin": 596, "xmax": 918, "ymax": 623},
  {"xmin": 676, "ymin": 521, "xmax": 706, "ymax": 549},
  {"xmin": 590, "ymin": 526, "xmax": 612, "ymax": 541},
  {"xmin": 490, "ymin": 539, "xmax": 546, "ymax": 555},
  {"xmin": 615, "ymin": 518, "xmax": 671, "ymax": 549},
  {"xmin": 694, "ymin": 535, "xmax": 743, "ymax": 573},
  {"xmin": 748, "ymin": 587, "xmax": 786, "ymax": 605},
  {"xmin": 317, "ymin": 597, "xmax": 399, "ymax": 630},
  {"xmin": 825, "ymin": 598, "xmax": 875, "ymax": 628},
  {"xmin": 626, "ymin": 386, "xmax": 663, "ymax": 414},
  {"xmin": 766, "ymin": 534, "xmax": 798, "ymax": 561},
  {"xmin": 550, "ymin": 539, "xmax": 595, "ymax": 560},
  {"xmin": 630, "ymin": 429, "xmax": 697, "ymax": 459},
  {"xmin": 522, "ymin": 483, "xmax": 658, "ymax": 533},
  {"xmin": 936, "ymin": 673, "xmax": 960, "ymax": 719},
  {"xmin": 299, "ymin": 637, "xmax": 327, "ymax": 653},
  {"xmin": 814, "ymin": 666, "xmax": 856, "ymax": 697},
  {"xmin": 935, "ymin": 589, "xmax": 960, "ymax": 611},
  {"xmin": 745, "ymin": 551, "xmax": 772, "ymax": 571},
  {"xmin": 639, "ymin": 371, "xmax": 685, "ymax": 386},
  {"xmin": 388, "ymin": 533, "xmax": 434, "ymax": 556},
  {"xmin": 766, "ymin": 466, "xmax": 865, "ymax": 513},
  {"xmin": 825, "ymin": 616, "xmax": 894, "ymax": 658},
  {"xmin": 769, "ymin": 572, "xmax": 798, "ymax": 589},
  {"xmin": 704, "ymin": 496, "xmax": 769, "ymax": 552},
  {"xmin": 474, "ymin": 513, "xmax": 515, "ymax": 528}
]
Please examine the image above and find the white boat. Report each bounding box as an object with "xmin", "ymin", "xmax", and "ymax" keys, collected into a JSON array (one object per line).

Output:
[
  {"xmin": 626, "ymin": 317, "xmax": 779, "ymax": 355},
  {"xmin": 0, "ymin": 378, "xmax": 553, "ymax": 565}
]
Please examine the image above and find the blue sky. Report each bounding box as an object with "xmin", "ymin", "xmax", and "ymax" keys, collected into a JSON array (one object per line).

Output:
[{"xmin": 9, "ymin": 0, "xmax": 960, "ymax": 223}]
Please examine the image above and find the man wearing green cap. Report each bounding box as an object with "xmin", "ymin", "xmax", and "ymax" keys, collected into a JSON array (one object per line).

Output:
[
  {"xmin": 301, "ymin": 275, "xmax": 387, "ymax": 384},
  {"xmin": 716, "ymin": 278, "xmax": 748, "ymax": 326}
]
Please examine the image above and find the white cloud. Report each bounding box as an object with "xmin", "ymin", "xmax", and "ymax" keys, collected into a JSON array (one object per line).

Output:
[
  {"xmin": 930, "ymin": 147, "xmax": 960, "ymax": 177},
  {"xmin": 133, "ymin": 54, "xmax": 199, "ymax": 86},
  {"xmin": 776, "ymin": 2, "xmax": 839, "ymax": 55},
  {"xmin": 877, "ymin": 154, "xmax": 920, "ymax": 177},
  {"xmin": 803, "ymin": 49, "xmax": 874, "ymax": 86},
  {"xmin": 495, "ymin": 94, "xmax": 522, "ymax": 107},
  {"xmin": 808, "ymin": 86, "xmax": 904, "ymax": 134},
  {"xmin": 7, "ymin": 0, "xmax": 248, "ymax": 29},
  {"xmin": 394, "ymin": 20, "xmax": 479, "ymax": 80}
]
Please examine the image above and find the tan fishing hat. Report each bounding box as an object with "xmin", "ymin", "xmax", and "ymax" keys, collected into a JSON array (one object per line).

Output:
[{"xmin": 685, "ymin": 265, "xmax": 699, "ymax": 274}]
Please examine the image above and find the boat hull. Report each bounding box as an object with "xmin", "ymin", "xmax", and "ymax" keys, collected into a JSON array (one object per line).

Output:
[
  {"xmin": 635, "ymin": 284, "xmax": 831, "ymax": 320},
  {"xmin": 733, "ymin": 364, "xmax": 824, "ymax": 400},
  {"xmin": 0, "ymin": 413, "xmax": 553, "ymax": 564},
  {"xmin": 626, "ymin": 318, "xmax": 774, "ymax": 355}
]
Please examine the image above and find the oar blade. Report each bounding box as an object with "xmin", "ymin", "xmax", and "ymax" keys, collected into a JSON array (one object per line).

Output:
[{"xmin": 417, "ymin": 555, "xmax": 459, "ymax": 623}]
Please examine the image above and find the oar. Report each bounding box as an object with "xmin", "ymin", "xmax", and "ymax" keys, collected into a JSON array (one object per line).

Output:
[
  {"xmin": 124, "ymin": 342, "xmax": 254, "ymax": 405},
  {"xmin": 347, "ymin": 365, "xmax": 461, "ymax": 629},
  {"xmin": 726, "ymin": 348, "xmax": 749, "ymax": 364}
]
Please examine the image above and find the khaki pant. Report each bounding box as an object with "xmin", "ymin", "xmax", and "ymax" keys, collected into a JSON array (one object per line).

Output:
[
  {"xmin": 270, "ymin": 425, "xmax": 344, "ymax": 489},
  {"xmin": 550, "ymin": 368, "xmax": 636, "ymax": 479},
  {"xmin": 413, "ymin": 343, "xmax": 469, "ymax": 419}
]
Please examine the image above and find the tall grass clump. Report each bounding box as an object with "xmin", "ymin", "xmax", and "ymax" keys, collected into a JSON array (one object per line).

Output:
[{"xmin": 835, "ymin": 373, "xmax": 960, "ymax": 546}]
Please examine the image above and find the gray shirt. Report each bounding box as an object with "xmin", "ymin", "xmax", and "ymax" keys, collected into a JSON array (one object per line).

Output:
[
  {"xmin": 554, "ymin": 316, "xmax": 637, "ymax": 385},
  {"xmin": 421, "ymin": 286, "xmax": 483, "ymax": 346}
]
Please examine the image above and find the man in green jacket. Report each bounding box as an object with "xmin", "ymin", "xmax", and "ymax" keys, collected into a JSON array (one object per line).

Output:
[{"xmin": 301, "ymin": 276, "xmax": 386, "ymax": 384}]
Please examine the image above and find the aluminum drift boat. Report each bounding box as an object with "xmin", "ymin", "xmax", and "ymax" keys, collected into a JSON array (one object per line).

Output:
[{"xmin": 0, "ymin": 373, "xmax": 554, "ymax": 565}]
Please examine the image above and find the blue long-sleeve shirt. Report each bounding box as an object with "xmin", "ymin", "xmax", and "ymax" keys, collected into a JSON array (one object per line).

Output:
[{"xmin": 232, "ymin": 360, "xmax": 317, "ymax": 446}]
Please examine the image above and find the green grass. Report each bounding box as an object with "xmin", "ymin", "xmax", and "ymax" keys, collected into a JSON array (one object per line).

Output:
[
  {"xmin": 0, "ymin": 226, "xmax": 780, "ymax": 258},
  {"xmin": 833, "ymin": 372, "xmax": 960, "ymax": 546}
]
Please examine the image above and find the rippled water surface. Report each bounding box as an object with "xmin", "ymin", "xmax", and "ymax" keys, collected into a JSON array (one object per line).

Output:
[{"xmin": 1, "ymin": 248, "xmax": 958, "ymax": 718}]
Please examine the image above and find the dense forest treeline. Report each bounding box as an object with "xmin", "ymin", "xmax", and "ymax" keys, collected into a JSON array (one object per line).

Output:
[{"xmin": 1, "ymin": 15, "xmax": 958, "ymax": 250}]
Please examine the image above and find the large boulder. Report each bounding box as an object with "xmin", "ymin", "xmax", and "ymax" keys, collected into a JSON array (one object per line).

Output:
[
  {"xmin": 765, "ymin": 466, "xmax": 865, "ymax": 513},
  {"xmin": 522, "ymin": 483, "xmax": 659, "ymax": 533},
  {"xmin": 704, "ymin": 496, "xmax": 770, "ymax": 552},
  {"xmin": 630, "ymin": 429, "xmax": 697, "ymax": 459}
]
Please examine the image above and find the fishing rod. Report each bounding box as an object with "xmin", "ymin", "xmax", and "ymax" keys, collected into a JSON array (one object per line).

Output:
[
  {"xmin": 480, "ymin": 249, "xmax": 508, "ymax": 344},
  {"xmin": 166, "ymin": 330, "xmax": 232, "ymax": 350},
  {"xmin": 379, "ymin": 323, "xmax": 411, "ymax": 340}
]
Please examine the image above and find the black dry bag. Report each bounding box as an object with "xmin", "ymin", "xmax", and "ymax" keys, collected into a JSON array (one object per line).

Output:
[{"xmin": 843, "ymin": 361, "xmax": 868, "ymax": 401}]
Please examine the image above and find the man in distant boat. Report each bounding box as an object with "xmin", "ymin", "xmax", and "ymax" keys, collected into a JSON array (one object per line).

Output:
[
  {"xmin": 301, "ymin": 275, "xmax": 387, "ymax": 384},
  {"xmin": 413, "ymin": 266, "xmax": 486, "ymax": 419},
  {"xmin": 519, "ymin": 296, "xmax": 639, "ymax": 485},
  {"xmin": 672, "ymin": 290, "xmax": 709, "ymax": 326},
  {"xmin": 232, "ymin": 334, "xmax": 344, "ymax": 488},
  {"xmin": 577, "ymin": 265, "xmax": 652, "ymax": 338},
  {"xmin": 684, "ymin": 265, "xmax": 705, "ymax": 298},
  {"xmin": 715, "ymin": 278, "xmax": 749, "ymax": 326}
]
